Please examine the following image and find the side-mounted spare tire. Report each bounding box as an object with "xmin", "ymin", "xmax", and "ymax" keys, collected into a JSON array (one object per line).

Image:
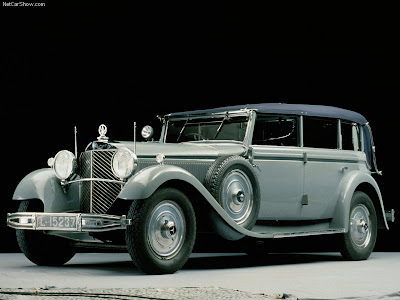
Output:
[{"xmin": 204, "ymin": 156, "xmax": 260, "ymax": 233}]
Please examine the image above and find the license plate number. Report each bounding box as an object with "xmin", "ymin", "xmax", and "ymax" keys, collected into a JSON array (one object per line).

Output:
[{"xmin": 36, "ymin": 215, "xmax": 78, "ymax": 230}]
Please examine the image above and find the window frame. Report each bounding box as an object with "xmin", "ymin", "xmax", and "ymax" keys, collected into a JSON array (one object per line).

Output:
[{"xmin": 162, "ymin": 110, "xmax": 253, "ymax": 144}]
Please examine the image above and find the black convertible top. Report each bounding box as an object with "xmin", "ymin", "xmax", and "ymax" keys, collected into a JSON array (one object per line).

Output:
[
  {"xmin": 167, "ymin": 103, "xmax": 381, "ymax": 173},
  {"xmin": 168, "ymin": 103, "xmax": 368, "ymax": 124}
]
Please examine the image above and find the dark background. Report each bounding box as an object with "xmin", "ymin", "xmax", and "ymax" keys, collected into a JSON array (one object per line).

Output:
[{"xmin": 2, "ymin": 2, "xmax": 398, "ymax": 252}]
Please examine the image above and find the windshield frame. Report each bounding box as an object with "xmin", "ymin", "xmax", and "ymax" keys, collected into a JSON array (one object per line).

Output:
[{"xmin": 161, "ymin": 109, "xmax": 255, "ymax": 145}]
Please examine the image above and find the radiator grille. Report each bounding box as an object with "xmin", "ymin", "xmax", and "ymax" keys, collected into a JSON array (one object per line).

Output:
[{"xmin": 79, "ymin": 150, "xmax": 121, "ymax": 214}]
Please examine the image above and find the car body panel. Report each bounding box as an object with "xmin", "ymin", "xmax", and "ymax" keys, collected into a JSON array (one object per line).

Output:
[
  {"xmin": 251, "ymin": 145, "xmax": 304, "ymax": 219},
  {"xmin": 302, "ymin": 148, "xmax": 368, "ymax": 220}
]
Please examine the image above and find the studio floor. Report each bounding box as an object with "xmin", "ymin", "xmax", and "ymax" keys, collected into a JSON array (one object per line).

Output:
[{"xmin": 0, "ymin": 252, "xmax": 399, "ymax": 299}]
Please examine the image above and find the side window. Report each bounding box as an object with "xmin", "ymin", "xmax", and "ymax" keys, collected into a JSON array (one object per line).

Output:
[
  {"xmin": 303, "ymin": 117, "xmax": 337, "ymax": 149},
  {"xmin": 252, "ymin": 115, "xmax": 299, "ymax": 146},
  {"xmin": 341, "ymin": 121, "xmax": 361, "ymax": 151}
]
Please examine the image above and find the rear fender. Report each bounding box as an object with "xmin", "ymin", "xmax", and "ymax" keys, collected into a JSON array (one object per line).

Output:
[
  {"xmin": 331, "ymin": 171, "xmax": 388, "ymax": 231},
  {"xmin": 12, "ymin": 168, "xmax": 79, "ymax": 213}
]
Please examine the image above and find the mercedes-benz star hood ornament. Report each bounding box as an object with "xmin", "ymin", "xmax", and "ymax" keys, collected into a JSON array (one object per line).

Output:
[{"xmin": 97, "ymin": 124, "xmax": 109, "ymax": 142}]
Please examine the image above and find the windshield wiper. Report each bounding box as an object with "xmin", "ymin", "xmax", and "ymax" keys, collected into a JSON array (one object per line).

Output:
[
  {"xmin": 177, "ymin": 119, "xmax": 188, "ymax": 142},
  {"xmin": 214, "ymin": 116, "xmax": 228, "ymax": 139}
]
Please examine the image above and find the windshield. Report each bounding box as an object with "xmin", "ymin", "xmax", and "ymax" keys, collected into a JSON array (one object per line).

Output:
[{"xmin": 165, "ymin": 116, "xmax": 248, "ymax": 143}]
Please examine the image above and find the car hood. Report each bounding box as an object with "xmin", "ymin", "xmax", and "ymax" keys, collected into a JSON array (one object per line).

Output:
[{"xmin": 110, "ymin": 141, "xmax": 246, "ymax": 158}]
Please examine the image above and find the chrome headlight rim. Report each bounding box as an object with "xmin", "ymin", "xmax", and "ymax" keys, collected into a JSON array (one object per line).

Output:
[
  {"xmin": 112, "ymin": 147, "xmax": 138, "ymax": 180},
  {"xmin": 53, "ymin": 150, "xmax": 77, "ymax": 180}
]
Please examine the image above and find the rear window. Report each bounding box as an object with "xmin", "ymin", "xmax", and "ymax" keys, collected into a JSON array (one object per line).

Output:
[{"xmin": 341, "ymin": 122, "xmax": 361, "ymax": 151}]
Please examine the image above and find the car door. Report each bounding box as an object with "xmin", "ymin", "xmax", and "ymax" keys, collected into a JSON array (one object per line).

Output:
[
  {"xmin": 301, "ymin": 117, "xmax": 344, "ymax": 219},
  {"xmin": 251, "ymin": 115, "xmax": 304, "ymax": 220}
]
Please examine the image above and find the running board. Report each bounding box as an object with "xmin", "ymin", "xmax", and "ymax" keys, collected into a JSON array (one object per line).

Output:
[
  {"xmin": 242, "ymin": 226, "xmax": 345, "ymax": 239},
  {"xmin": 272, "ymin": 228, "xmax": 345, "ymax": 239}
]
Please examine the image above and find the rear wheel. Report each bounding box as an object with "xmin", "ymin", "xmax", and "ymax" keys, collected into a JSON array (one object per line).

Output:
[
  {"xmin": 126, "ymin": 188, "xmax": 196, "ymax": 274},
  {"xmin": 339, "ymin": 191, "xmax": 377, "ymax": 260},
  {"xmin": 16, "ymin": 200, "xmax": 76, "ymax": 266}
]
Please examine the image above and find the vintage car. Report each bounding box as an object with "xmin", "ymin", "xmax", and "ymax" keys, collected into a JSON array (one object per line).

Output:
[{"xmin": 7, "ymin": 103, "xmax": 394, "ymax": 274}]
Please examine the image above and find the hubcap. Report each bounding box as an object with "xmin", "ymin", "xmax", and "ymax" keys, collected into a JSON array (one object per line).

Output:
[
  {"xmin": 148, "ymin": 201, "xmax": 185, "ymax": 258},
  {"xmin": 350, "ymin": 204, "xmax": 372, "ymax": 249},
  {"xmin": 221, "ymin": 169, "xmax": 253, "ymax": 224}
]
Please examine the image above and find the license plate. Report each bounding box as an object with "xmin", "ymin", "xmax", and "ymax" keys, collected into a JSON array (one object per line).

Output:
[{"xmin": 36, "ymin": 214, "xmax": 78, "ymax": 230}]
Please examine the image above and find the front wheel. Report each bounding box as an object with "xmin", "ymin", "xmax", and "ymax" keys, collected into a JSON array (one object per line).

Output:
[
  {"xmin": 339, "ymin": 191, "xmax": 377, "ymax": 261},
  {"xmin": 16, "ymin": 200, "xmax": 76, "ymax": 266},
  {"xmin": 126, "ymin": 188, "xmax": 196, "ymax": 274}
]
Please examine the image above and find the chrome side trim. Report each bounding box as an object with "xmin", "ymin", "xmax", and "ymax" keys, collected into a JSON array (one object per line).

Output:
[{"xmin": 7, "ymin": 212, "xmax": 131, "ymax": 232}]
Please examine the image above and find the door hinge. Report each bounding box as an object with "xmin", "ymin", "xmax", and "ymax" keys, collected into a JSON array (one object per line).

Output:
[{"xmin": 303, "ymin": 152, "xmax": 308, "ymax": 163}]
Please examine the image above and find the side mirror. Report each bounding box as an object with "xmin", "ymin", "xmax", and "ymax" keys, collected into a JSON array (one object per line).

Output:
[{"xmin": 141, "ymin": 125, "xmax": 154, "ymax": 140}]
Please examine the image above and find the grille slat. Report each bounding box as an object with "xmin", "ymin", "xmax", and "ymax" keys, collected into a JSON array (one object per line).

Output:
[{"xmin": 79, "ymin": 149, "xmax": 120, "ymax": 213}]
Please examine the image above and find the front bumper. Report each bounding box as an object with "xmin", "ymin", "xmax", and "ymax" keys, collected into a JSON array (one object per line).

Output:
[{"xmin": 7, "ymin": 212, "xmax": 132, "ymax": 232}]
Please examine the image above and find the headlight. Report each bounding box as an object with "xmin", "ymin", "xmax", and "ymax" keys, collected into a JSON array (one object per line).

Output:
[
  {"xmin": 141, "ymin": 125, "xmax": 154, "ymax": 140},
  {"xmin": 53, "ymin": 150, "xmax": 77, "ymax": 180},
  {"xmin": 112, "ymin": 147, "xmax": 138, "ymax": 180}
]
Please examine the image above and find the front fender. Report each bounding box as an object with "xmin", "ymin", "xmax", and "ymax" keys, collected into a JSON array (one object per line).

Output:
[
  {"xmin": 330, "ymin": 171, "xmax": 388, "ymax": 231},
  {"xmin": 118, "ymin": 165, "xmax": 198, "ymax": 200},
  {"xmin": 12, "ymin": 168, "xmax": 79, "ymax": 213},
  {"xmin": 118, "ymin": 165, "xmax": 269, "ymax": 240}
]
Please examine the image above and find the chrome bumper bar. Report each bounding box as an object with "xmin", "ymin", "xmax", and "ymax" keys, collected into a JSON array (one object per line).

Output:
[
  {"xmin": 7, "ymin": 212, "xmax": 132, "ymax": 232},
  {"xmin": 61, "ymin": 178, "xmax": 126, "ymax": 186}
]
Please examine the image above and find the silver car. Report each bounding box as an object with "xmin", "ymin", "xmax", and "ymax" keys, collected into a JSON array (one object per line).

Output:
[{"xmin": 7, "ymin": 103, "xmax": 394, "ymax": 274}]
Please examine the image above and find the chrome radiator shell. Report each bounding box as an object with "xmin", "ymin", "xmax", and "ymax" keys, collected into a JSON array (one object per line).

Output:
[{"xmin": 79, "ymin": 150, "xmax": 122, "ymax": 214}]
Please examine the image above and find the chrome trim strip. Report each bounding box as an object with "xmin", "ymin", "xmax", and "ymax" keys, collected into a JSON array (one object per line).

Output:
[{"xmin": 252, "ymin": 154, "xmax": 361, "ymax": 164}]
